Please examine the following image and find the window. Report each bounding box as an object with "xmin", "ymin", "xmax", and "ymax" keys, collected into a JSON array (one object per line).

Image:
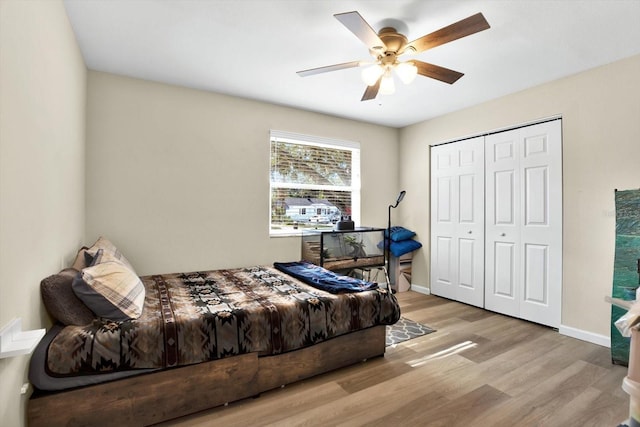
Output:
[{"xmin": 270, "ymin": 130, "xmax": 360, "ymax": 236}]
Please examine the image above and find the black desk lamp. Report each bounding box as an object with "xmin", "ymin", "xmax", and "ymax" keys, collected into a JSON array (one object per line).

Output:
[{"xmin": 386, "ymin": 191, "xmax": 406, "ymax": 289}]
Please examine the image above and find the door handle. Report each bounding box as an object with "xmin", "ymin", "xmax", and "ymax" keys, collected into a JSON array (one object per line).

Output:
[
  {"xmin": 500, "ymin": 233, "xmax": 506, "ymax": 237},
  {"xmin": 468, "ymin": 231, "xmax": 472, "ymax": 234}
]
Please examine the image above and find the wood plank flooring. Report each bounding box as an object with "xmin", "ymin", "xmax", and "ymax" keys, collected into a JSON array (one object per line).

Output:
[{"xmin": 156, "ymin": 292, "xmax": 630, "ymax": 427}]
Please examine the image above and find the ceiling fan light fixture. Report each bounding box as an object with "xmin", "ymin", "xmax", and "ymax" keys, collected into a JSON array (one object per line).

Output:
[
  {"xmin": 379, "ymin": 70, "xmax": 395, "ymax": 95},
  {"xmin": 298, "ymin": 11, "xmax": 490, "ymax": 101},
  {"xmin": 395, "ymin": 61, "xmax": 418, "ymax": 84},
  {"xmin": 361, "ymin": 64, "xmax": 384, "ymax": 86}
]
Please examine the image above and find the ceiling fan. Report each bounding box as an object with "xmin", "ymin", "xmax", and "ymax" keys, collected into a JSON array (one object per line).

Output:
[{"xmin": 297, "ymin": 11, "xmax": 490, "ymax": 101}]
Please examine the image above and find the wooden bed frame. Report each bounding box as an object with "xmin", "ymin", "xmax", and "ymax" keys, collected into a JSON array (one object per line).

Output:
[{"xmin": 28, "ymin": 325, "xmax": 386, "ymax": 426}]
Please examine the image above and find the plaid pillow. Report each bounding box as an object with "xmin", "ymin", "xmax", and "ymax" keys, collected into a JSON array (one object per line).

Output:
[
  {"xmin": 72, "ymin": 250, "xmax": 145, "ymax": 321},
  {"xmin": 86, "ymin": 236, "xmax": 136, "ymax": 272}
]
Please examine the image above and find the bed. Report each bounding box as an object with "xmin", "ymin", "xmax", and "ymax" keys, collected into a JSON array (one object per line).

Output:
[{"xmin": 28, "ymin": 238, "xmax": 401, "ymax": 426}]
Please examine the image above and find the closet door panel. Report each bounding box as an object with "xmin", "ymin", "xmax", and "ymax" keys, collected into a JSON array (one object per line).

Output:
[
  {"xmin": 457, "ymin": 165, "xmax": 484, "ymax": 307},
  {"xmin": 434, "ymin": 235, "xmax": 455, "ymax": 297},
  {"xmin": 486, "ymin": 240, "xmax": 519, "ymax": 316},
  {"xmin": 493, "ymin": 139, "xmax": 515, "ymax": 162},
  {"xmin": 524, "ymin": 243, "xmax": 548, "ymax": 304},
  {"xmin": 494, "ymin": 242, "xmax": 515, "ymax": 296},
  {"xmin": 493, "ymin": 170, "xmax": 516, "ymax": 225},
  {"xmin": 485, "ymin": 132, "xmax": 521, "ymax": 317},
  {"xmin": 524, "ymin": 166, "xmax": 548, "ymax": 226},
  {"xmin": 518, "ymin": 121, "xmax": 562, "ymax": 327},
  {"xmin": 431, "ymin": 137, "xmax": 484, "ymax": 307},
  {"xmin": 457, "ymin": 136, "xmax": 484, "ymax": 308},
  {"xmin": 437, "ymin": 176, "xmax": 453, "ymax": 223},
  {"xmin": 458, "ymin": 238, "xmax": 476, "ymax": 288},
  {"xmin": 457, "ymin": 236, "xmax": 482, "ymax": 306},
  {"xmin": 431, "ymin": 145, "xmax": 458, "ymax": 300},
  {"xmin": 459, "ymin": 174, "xmax": 476, "ymax": 222},
  {"xmin": 485, "ymin": 120, "xmax": 562, "ymax": 327}
]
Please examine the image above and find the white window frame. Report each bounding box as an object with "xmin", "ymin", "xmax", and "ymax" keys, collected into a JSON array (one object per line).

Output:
[{"xmin": 269, "ymin": 130, "xmax": 361, "ymax": 237}]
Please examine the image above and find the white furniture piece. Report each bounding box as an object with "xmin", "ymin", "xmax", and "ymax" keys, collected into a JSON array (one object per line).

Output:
[
  {"xmin": 430, "ymin": 119, "xmax": 563, "ymax": 328},
  {"xmin": 0, "ymin": 318, "xmax": 45, "ymax": 358}
]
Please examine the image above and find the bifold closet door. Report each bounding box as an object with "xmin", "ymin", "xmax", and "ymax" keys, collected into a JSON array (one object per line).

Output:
[
  {"xmin": 430, "ymin": 136, "xmax": 485, "ymax": 308},
  {"xmin": 484, "ymin": 120, "xmax": 562, "ymax": 328}
]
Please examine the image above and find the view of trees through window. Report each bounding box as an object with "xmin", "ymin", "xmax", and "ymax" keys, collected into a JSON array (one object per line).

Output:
[{"xmin": 270, "ymin": 133, "xmax": 360, "ymax": 235}]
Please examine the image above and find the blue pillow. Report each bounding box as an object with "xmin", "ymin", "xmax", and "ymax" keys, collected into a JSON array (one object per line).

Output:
[
  {"xmin": 389, "ymin": 239, "xmax": 422, "ymax": 257},
  {"xmin": 385, "ymin": 226, "xmax": 416, "ymax": 242}
]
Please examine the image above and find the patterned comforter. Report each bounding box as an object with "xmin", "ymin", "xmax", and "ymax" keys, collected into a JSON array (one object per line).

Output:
[{"xmin": 46, "ymin": 266, "xmax": 400, "ymax": 375}]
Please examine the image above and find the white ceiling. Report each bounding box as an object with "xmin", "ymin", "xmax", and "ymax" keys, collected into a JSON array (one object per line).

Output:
[{"xmin": 63, "ymin": 0, "xmax": 640, "ymax": 128}]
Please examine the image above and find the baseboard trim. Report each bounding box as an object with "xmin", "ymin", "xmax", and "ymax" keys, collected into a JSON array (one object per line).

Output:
[
  {"xmin": 409, "ymin": 284, "xmax": 430, "ymax": 295},
  {"xmin": 559, "ymin": 324, "xmax": 610, "ymax": 348},
  {"xmin": 407, "ymin": 286, "xmax": 610, "ymax": 348}
]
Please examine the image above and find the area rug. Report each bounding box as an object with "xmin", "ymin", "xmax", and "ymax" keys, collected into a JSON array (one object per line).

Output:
[{"xmin": 386, "ymin": 317, "xmax": 435, "ymax": 346}]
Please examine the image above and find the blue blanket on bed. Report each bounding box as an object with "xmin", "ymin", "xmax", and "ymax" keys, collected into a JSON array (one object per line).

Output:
[{"xmin": 273, "ymin": 261, "xmax": 378, "ymax": 293}]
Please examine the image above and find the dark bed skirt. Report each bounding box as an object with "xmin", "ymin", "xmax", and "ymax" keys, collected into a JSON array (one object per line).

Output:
[{"xmin": 28, "ymin": 325, "xmax": 386, "ymax": 427}]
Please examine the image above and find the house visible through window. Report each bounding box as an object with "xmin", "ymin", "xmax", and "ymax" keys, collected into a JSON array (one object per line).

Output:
[{"xmin": 270, "ymin": 130, "xmax": 361, "ymax": 236}]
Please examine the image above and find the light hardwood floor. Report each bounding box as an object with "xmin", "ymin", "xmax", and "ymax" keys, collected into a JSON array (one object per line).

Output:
[{"xmin": 157, "ymin": 291, "xmax": 630, "ymax": 427}]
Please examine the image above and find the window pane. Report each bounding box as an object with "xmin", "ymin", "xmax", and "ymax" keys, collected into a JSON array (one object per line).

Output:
[
  {"xmin": 270, "ymin": 132, "xmax": 359, "ymax": 235},
  {"xmin": 271, "ymin": 141, "xmax": 352, "ymax": 186},
  {"xmin": 271, "ymin": 188, "xmax": 352, "ymax": 232}
]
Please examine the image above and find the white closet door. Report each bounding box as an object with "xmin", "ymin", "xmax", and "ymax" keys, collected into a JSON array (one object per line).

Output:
[
  {"xmin": 485, "ymin": 120, "xmax": 562, "ymax": 327},
  {"xmin": 430, "ymin": 137, "xmax": 485, "ymax": 307},
  {"xmin": 484, "ymin": 130, "xmax": 521, "ymax": 317}
]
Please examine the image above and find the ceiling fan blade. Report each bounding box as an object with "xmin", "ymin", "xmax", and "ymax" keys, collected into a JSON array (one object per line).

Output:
[
  {"xmin": 334, "ymin": 11, "xmax": 386, "ymax": 51},
  {"xmin": 297, "ymin": 61, "xmax": 361, "ymax": 77},
  {"xmin": 361, "ymin": 78, "xmax": 381, "ymax": 101},
  {"xmin": 407, "ymin": 13, "xmax": 490, "ymax": 54},
  {"xmin": 413, "ymin": 60, "xmax": 464, "ymax": 84}
]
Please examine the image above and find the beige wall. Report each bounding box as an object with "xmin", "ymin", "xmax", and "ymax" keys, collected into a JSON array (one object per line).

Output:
[
  {"xmin": 399, "ymin": 54, "xmax": 640, "ymax": 339},
  {"xmin": 0, "ymin": 1, "xmax": 86, "ymax": 426},
  {"xmin": 86, "ymin": 72, "xmax": 399, "ymax": 276},
  {"xmin": 2, "ymin": 2, "xmax": 638, "ymax": 424}
]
